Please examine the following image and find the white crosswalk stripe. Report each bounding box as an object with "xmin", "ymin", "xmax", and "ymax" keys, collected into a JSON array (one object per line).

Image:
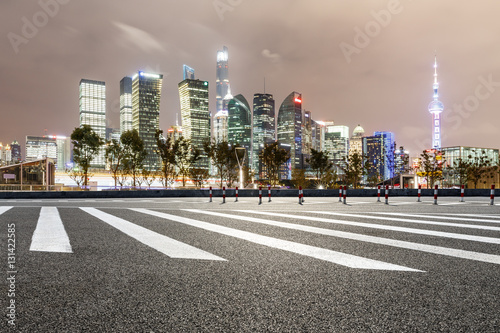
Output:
[
  {"xmin": 80, "ymin": 207, "xmax": 225, "ymax": 261},
  {"xmin": 30, "ymin": 207, "xmax": 73, "ymax": 253},
  {"xmin": 132, "ymin": 208, "xmax": 420, "ymax": 271},
  {"xmin": 189, "ymin": 209, "xmax": 500, "ymax": 266},
  {"xmin": 0, "ymin": 206, "xmax": 12, "ymax": 215},
  {"xmin": 372, "ymin": 212, "xmax": 500, "ymax": 224}
]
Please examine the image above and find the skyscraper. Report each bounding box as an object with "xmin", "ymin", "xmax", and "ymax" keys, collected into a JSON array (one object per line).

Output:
[
  {"xmin": 362, "ymin": 131, "xmax": 395, "ymax": 181},
  {"xmin": 228, "ymin": 94, "xmax": 251, "ymax": 166},
  {"xmin": 120, "ymin": 76, "xmax": 133, "ymax": 135},
  {"xmin": 214, "ymin": 85, "xmax": 232, "ymax": 143},
  {"xmin": 252, "ymin": 93, "xmax": 275, "ymax": 177},
  {"xmin": 79, "ymin": 79, "xmax": 106, "ymax": 168},
  {"xmin": 183, "ymin": 65, "xmax": 195, "ymax": 80},
  {"xmin": 324, "ymin": 124, "xmax": 350, "ymax": 174},
  {"xmin": 349, "ymin": 124, "xmax": 365, "ymax": 156},
  {"xmin": 428, "ymin": 55, "xmax": 444, "ymax": 149},
  {"xmin": 25, "ymin": 136, "xmax": 57, "ymax": 162},
  {"xmin": 131, "ymin": 71, "xmax": 163, "ymax": 171},
  {"xmin": 178, "ymin": 78, "xmax": 210, "ymax": 170},
  {"xmin": 216, "ymin": 46, "xmax": 229, "ymax": 114},
  {"xmin": 277, "ymin": 92, "xmax": 303, "ymax": 173},
  {"xmin": 10, "ymin": 141, "xmax": 21, "ymax": 163}
]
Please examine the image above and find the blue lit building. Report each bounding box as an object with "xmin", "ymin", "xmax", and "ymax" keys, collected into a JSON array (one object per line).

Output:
[
  {"xmin": 277, "ymin": 92, "xmax": 303, "ymax": 175},
  {"xmin": 362, "ymin": 131, "xmax": 395, "ymax": 181}
]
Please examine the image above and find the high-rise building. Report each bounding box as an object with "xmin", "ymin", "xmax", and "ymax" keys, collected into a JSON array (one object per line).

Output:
[
  {"xmin": 0, "ymin": 143, "xmax": 12, "ymax": 165},
  {"xmin": 428, "ymin": 56, "xmax": 444, "ymax": 149},
  {"xmin": 312, "ymin": 120, "xmax": 323, "ymax": 152},
  {"xmin": 183, "ymin": 65, "xmax": 195, "ymax": 80},
  {"xmin": 216, "ymin": 46, "xmax": 229, "ymax": 114},
  {"xmin": 228, "ymin": 94, "xmax": 251, "ymax": 166},
  {"xmin": 349, "ymin": 124, "xmax": 365, "ymax": 156},
  {"xmin": 324, "ymin": 124, "xmax": 350, "ymax": 174},
  {"xmin": 214, "ymin": 85, "xmax": 232, "ymax": 143},
  {"xmin": 178, "ymin": 78, "xmax": 210, "ymax": 170},
  {"xmin": 10, "ymin": 141, "xmax": 21, "ymax": 163},
  {"xmin": 25, "ymin": 136, "xmax": 57, "ymax": 162},
  {"xmin": 277, "ymin": 92, "xmax": 303, "ymax": 173},
  {"xmin": 362, "ymin": 131, "xmax": 395, "ymax": 181},
  {"xmin": 252, "ymin": 93, "xmax": 275, "ymax": 178},
  {"xmin": 302, "ymin": 110, "xmax": 313, "ymax": 165},
  {"xmin": 79, "ymin": 79, "xmax": 106, "ymax": 168},
  {"xmin": 132, "ymin": 71, "xmax": 163, "ymax": 171},
  {"xmin": 44, "ymin": 135, "xmax": 71, "ymax": 170},
  {"xmin": 120, "ymin": 76, "xmax": 133, "ymax": 134}
]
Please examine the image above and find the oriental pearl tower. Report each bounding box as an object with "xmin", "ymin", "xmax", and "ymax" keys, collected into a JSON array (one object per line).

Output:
[{"xmin": 428, "ymin": 55, "xmax": 444, "ymax": 149}]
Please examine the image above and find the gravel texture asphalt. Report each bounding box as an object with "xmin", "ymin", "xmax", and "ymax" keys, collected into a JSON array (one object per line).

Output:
[{"xmin": 1, "ymin": 197, "xmax": 499, "ymax": 332}]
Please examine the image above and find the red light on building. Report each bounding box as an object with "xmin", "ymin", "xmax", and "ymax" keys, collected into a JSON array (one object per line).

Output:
[{"xmin": 294, "ymin": 98, "xmax": 302, "ymax": 104}]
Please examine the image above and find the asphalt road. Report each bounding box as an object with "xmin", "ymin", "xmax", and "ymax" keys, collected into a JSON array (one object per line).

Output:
[{"xmin": 1, "ymin": 196, "xmax": 499, "ymax": 332}]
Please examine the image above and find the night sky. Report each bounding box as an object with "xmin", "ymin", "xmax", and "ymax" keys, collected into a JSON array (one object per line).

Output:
[{"xmin": 1, "ymin": 0, "xmax": 499, "ymax": 155}]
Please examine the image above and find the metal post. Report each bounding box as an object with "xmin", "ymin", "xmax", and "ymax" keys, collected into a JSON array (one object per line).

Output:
[
  {"xmin": 268, "ymin": 185, "xmax": 271, "ymax": 202},
  {"xmin": 377, "ymin": 185, "xmax": 381, "ymax": 202},
  {"xmin": 299, "ymin": 186, "xmax": 303, "ymax": 205},
  {"xmin": 209, "ymin": 186, "xmax": 212, "ymax": 202},
  {"xmin": 235, "ymin": 186, "xmax": 238, "ymax": 202},
  {"xmin": 343, "ymin": 185, "xmax": 347, "ymax": 205},
  {"xmin": 385, "ymin": 185, "xmax": 389, "ymax": 205},
  {"xmin": 460, "ymin": 184, "xmax": 465, "ymax": 202},
  {"xmin": 339, "ymin": 187, "xmax": 342, "ymax": 202},
  {"xmin": 490, "ymin": 184, "xmax": 495, "ymax": 206},
  {"xmin": 223, "ymin": 186, "xmax": 226, "ymax": 204},
  {"xmin": 259, "ymin": 186, "xmax": 262, "ymax": 205},
  {"xmin": 434, "ymin": 185, "xmax": 438, "ymax": 205},
  {"xmin": 417, "ymin": 184, "xmax": 421, "ymax": 202}
]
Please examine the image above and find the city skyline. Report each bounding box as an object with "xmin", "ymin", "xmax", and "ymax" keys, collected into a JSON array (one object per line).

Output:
[{"xmin": 2, "ymin": 1, "xmax": 500, "ymax": 155}]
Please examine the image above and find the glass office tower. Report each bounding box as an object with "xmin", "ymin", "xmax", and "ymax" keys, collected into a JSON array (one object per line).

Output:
[
  {"xmin": 120, "ymin": 76, "xmax": 133, "ymax": 135},
  {"xmin": 228, "ymin": 94, "xmax": 251, "ymax": 166},
  {"xmin": 252, "ymin": 93, "xmax": 275, "ymax": 178},
  {"xmin": 277, "ymin": 92, "xmax": 303, "ymax": 174}
]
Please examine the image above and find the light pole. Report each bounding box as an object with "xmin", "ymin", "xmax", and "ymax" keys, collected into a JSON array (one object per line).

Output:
[{"xmin": 235, "ymin": 147, "xmax": 246, "ymax": 189}]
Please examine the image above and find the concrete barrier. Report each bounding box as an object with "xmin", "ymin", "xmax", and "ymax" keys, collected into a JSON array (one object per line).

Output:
[{"xmin": 0, "ymin": 188, "xmax": 498, "ymax": 199}]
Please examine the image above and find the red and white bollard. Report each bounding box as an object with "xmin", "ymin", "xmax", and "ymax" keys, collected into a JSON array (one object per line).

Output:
[
  {"xmin": 385, "ymin": 185, "xmax": 389, "ymax": 205},
  {"xmin": 209, "ymin": 186, "xmax": 212, "ymax": 203},
  {"xmin": 339, "ymin": 187, "xmax": 343, "ymax": 202},
  {"xmin": 433, "ymin": 185, "xmax": 438, "ymax": 205},
  {"xmin": 490, "ymin": 184, "xmax": 495, "ymax": 206},
  {"xmin": 299, "ymin": 186, "xmax": 303, "ymax": 205},
  {"xmin": 268, "ymin": 185, "xmax": 272, "ymax": 202},
  {"xmin": 377, "ymin": 185, "xmax": 381, "ymax": 202},
  {"xmin": 235, "ymin": 186, "xmax": 239, "ymax": 202},
  {"xmin": 343, "ymin": 185, "xmax": 347, "ymax": 205},
  {"xmin": 460, "ymin": 184, "xmax": 465, "ymax": 202},
  {"xmin": 222, "ymin": 186, "xmax": 226, "ymax": 204},
  {"xmin": 417, "ymin": 185, "xmax": 421, "ymax": 202},
  {"xmin": 259, "ymin": 186, "xmax": 262, "ymax": 205}
]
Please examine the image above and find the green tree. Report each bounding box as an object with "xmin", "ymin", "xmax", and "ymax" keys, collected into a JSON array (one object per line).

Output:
[
  {"xmin": 451, "ymin": 157, "xmax": 470, "ymax": 187},
  {"xmin": 467, "ymin": 150, "xmax": 495, "ymax": 189},
  {"xmin": 155, "ymin": 130, "xmax": 177, "ymax": 188},
  {"xmin": 121, "ymin": 129, "xmax": 147, "ymax": 188},
  {"xmin": 105, "ymin": 139, "xmax": 126, "ymax": 189},
  {"xmin": 418, "ymin": 150, "xmax": 444, "ymax": 188},
  {"xmin": 260, "ymin": 142, "xmax": 290, "ymax": 186},
  {"xmin": 70, "ymin": 125, "xmax": 104, "ymax": 188},
  {"xmin": 190, "ymin": 168, "xmax": 209, "ymax": 189},
  {"xmin": 323, "ymin": 168, "xmax": 338, "ymax": 189},
  {"xmin": 175, "ymin": 138, "xmax": 200, "ymax": 187},
  {"xmin": 204, "ymin": 140, "xmax": 232, "ymax": 188},
  {"xmin": 340, "ymin": 151, "xmax": 370, "ymax": 188},
  {"xmin": 306, "ymin": 148, "xmax": 333, "ymax": 187},
  {"xmin": 291, "ymin": 168, "xmax": 308, "ymax": 189}
]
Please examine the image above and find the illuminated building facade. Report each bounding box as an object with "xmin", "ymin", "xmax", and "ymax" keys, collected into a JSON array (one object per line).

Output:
[
  {"xmin": 132, "ymin": 71, "xmax": 163, "ymax": 171},
  {"xmin": 79, "ymin": 79, "xmax": 106, "ymax": 168},
  {"xmin": 252, "ymin": 93, "xmax": 275, "ymax": 178},
  {"xmin": 324, "ymin": 124, "xmax": 350, "ymax": 174},
  {"xmin": 428, "ymin": 56, "xmax": 444, "ymax": 149},
  {"xmin": 0, "ymin": 143, "xmax": 11, "ymax": 165},
  {"xmin": 362, "ymin": 131, "xmax": 395, "ymax": 181},
  {"xmin": 228, "ymin": 94, "xmax": 251, "ymax": 167},
  {"xmin": 349, "ymin": 124, "xmax": 365, "ymax": 156},
  {"xmin": 277, "ymin": 92, "xmax": 303, "ymax": 173},
  {"xmin": 178, "ymin": 79, "xmax": 210, "ymax": 170},
  {"xmin": 120, "ymin": 76, "xmax": 133, "ymax": 134},
  {"xmin": 10, "ymin": 141, "xmax": 21, "ymax": 163},
  {"xmin": 25, "ymin": 136, "xmax": 57, "ymax": 162},
  {"xmin": 216, "ymin": 46, "xmax": 229, "ymax": 114},
  {"xmin": 183, "ymin": 65, "xmax": 195, "ymax": 80}
]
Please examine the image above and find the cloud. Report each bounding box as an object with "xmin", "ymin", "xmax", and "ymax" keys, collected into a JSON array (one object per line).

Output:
[
  {"xmin": 261, "ymin": 49, "xmax": 281, "ymax": 63},
  {"xmin": 113, "ymin": 21, "xmax": 165, "ymax": 53}
]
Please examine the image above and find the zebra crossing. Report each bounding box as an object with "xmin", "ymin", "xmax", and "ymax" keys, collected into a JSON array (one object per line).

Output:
[{"xmin": 1, "ymin": 206, "xmax": 499, "ymax": 272}]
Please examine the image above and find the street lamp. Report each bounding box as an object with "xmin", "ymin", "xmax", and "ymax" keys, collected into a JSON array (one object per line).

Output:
[{"xmin": 235, "ymin": 147, "xmax": 246, "ymax": 189}]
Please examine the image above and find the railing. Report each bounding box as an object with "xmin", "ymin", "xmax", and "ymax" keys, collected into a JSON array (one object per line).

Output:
[{"xmin": 0, "ymin": 185, "xmax": 69, "ymax": 192}]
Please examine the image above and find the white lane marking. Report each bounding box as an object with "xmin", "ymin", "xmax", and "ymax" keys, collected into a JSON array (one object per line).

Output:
[
  {"xmin": 306, "ymin": 211, "xmax": 500, "ymax": 231},
  {"xmin": 132, "ymin": 208, "xmax": 420, "ymax": 271},
  {"xmin": 433, "ymin": 213, "xmax": 500, "ymax": 219},
  {"xmin": 80, "ymin": 207, "xmax": 224, "ymax": 261},
  {"xmin": 243, "ymin": 210, "xmax": 500, "ymax": 245},
  {"xmin": 58, "ymin": 200, "xmax": 69, "ymax": 202},
  {"xmin": 194, "ymin": 209, "xmax": 500, "ymax": 266},
  {"xmin": 0, "ymin": 206, "xmax": 13, "ymax": 215},
  {"xmin": 372, "ymin": 212, "xmax": 500, "ymax": 224},
  {"xmin": 30, "ymin": 207, "xmax": 73, "ymax": 253}
]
